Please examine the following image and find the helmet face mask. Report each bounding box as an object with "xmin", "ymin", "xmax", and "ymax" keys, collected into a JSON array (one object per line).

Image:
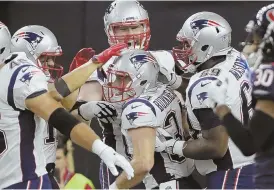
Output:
[
  {"xmin": 102, "ymin": 49, "xmax": 159, "ymax": 103},
  {"xmin": 11, "ymin": 25, "xmax": 63, "ymax": 82},
  {"xmin": 103, "ymin": 68, "xmax": 135, "ymax": 103},
  {"xmin": 173, "ymin": 37, "xmax": 198, "ymax": 71},
  {"xmin": 38, "ymin": 55, "xmax": 63, "ymax": 83},
  {"xmin": 104, "ymin": 0, "xmax": 151, "ymax": 50},
  {"xmin": 107, "ymin": 20, "xmax": 150, "ymax": 50}
]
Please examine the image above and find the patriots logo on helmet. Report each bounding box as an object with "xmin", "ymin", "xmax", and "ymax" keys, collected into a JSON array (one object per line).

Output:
[
  {"xmin": 196, "ymin": 92, "xmax": 208, "ymax": 104},
  {"xmin": 126, "ymin": 111, "xmax": 148, "ymax": 124},
  {"xmin": 15, "ymin": 32, "xmax": 43, "ymax": 50},
  {"xmin": 129, "ymin": 54, "xmax": 157, "ymax": 71},
  {"xmin": 190, "ymin": 19, "xmax": 222, "ymax": 35}
]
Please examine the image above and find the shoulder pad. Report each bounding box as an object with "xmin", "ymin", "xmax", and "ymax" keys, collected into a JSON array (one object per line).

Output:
[
  {"xmin": 12, "ymin": 65, "xmax": 48, "ymax": 110},
  {"xmin": 122, "ymin": 98, "xmax": 159, "ymax": 130},
  {"xmin": 187, "ymin": 75, "xmax": 219, "ymax": 109},
  {"xmin": 150, "ymin": 50, "xmax": 175, "ymax": 72}
]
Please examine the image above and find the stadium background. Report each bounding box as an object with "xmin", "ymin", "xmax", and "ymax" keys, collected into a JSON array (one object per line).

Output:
[{"xmin": 0, "ymin": 1, "xmax": 268, "ymax": 188}]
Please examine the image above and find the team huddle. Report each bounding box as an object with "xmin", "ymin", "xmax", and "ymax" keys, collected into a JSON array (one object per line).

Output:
[{"xmin": 1, "ymin": 1, "xmax": 274, "ymax": 189}]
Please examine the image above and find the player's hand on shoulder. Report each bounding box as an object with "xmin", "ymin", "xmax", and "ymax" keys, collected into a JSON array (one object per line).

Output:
[
  {"xmin": 78, "ymin": 101, "xmax": 118, "ymax": 123},
  {"xmin": 92, "ymin": 139, "xmax": 134, "ymax": 180}
]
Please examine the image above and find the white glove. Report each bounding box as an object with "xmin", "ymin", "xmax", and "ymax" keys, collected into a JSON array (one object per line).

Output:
[
  {"xmin": 155, "ymin": 128, "xmax": 173, "ymax": 152},
  {"xmin": 155, "ymin": 136, "xmax": 166, "ymax": 152},
  {"xmin": 109, "ymin": 182, "xmax": 118, "ymax": 190},
  {"xmin": 207, "ymin": 78, "xmax": 229, "ymax": 108},
  {"xmin": 155, "ymin": 128, "xmax": 186, "ymax": 157},
  {"xmin": 164, "ymin": 139, "xmax": 186, "ymax": 157},
  {"xmin": 92, "ymin": 139, "xmax": 134, "ymax": 180},
  {"xmin": 78, "ymin": 101, "xmax": 117, "ymax": 123}
]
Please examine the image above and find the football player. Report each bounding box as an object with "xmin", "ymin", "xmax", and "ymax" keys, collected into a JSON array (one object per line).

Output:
[
  {"xmin": 69, "ymin": 1, "xmax": 183, "ymax": 189},
  {"xmin": 103, "ymin": 49, "xmax": 198, "ymax": 189},
  {"xmin": 11, "ymin": 25, "xmax": 63, "ymax": 188},
  {"xmin": 162, "ymin": 12, "xmax": 255, "ymax": 189},
  {"xmin": 0, "ymin": 23, "xmax": 134, "ymax": 189},
  {"xmin": 207, "ymin": 3, "xmax": 274, "ymax": 189}
]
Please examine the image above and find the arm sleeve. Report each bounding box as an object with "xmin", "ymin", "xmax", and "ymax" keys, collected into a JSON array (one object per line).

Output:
[
  {"xmin": 193, "ymin": 108, "xmax": 222, "ymax": 130},
  {"xmin": 222, "ymin": 113, "xmax": 255, "ymax": 156}
]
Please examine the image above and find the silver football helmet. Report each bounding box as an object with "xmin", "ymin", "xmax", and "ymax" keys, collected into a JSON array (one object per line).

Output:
[
  {"xmin": 11, "ymin": 25, "xmax": 63, "ymax": 81},
  {"xmin": 0, "ymin": 22, "xmax": 11, "ymax": 63},
  {"xmin": 103, "ymin": 49, "xmax": 159, "ymax": 103},
  {"xmin": 104, "ymin": 0, "xmax": 151, "ymax": 50},
  {"xmin": 173, "ymin": 12, "xmax": 232, "ymax": 72}
]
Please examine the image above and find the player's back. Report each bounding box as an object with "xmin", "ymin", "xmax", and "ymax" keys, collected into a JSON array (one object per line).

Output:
[
  {"xmin": 122, "ymin": 84, "xmax": 194, "ymax": 188},
  {"xmin": 186, "ymin": 48, "xmax": 254, "ymax": 175},
  {"xmin": 0, "ymin": 52, "xmax": 47, "ymax": 188}
]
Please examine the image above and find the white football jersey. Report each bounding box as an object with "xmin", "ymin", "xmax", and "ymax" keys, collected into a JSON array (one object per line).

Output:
[
  {"xmin": 121, "ymin": 84, "xmax": 194, "ymax": 189},
  {"xmin": 185, "ymin": 48, "xmax": 254, "ymax": 175},
  {"xmin": 0, "ymin": 52, "xmax": 47, "ymax": 188},
  {"xmin": 89, "ymin": 50, "xmax": 177, "ymax": 159}
]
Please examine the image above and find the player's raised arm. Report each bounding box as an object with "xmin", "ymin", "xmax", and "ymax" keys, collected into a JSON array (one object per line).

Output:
[{"xmin": 48, "ymin": 43, "xmax": 128, "ymax": 101}]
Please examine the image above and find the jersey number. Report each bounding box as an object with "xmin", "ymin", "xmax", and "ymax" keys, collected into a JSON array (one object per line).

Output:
[
  {"xmin": 240, "ymin": 81, "xmax": 253, "ymax": 125},
  {"xmin": 200, "ymin": 68, "xmax": 221, "ymax": 78},
  {"xmin": 45, "ymin": 124, "xmax": 55, "ymax": 144},
  {"xmin": 0, "ymin": 130, "xmax": 7, "ymax": 156},
  {"xmin": 164, "ymin": 111, "xmax": 185, "ymax": 163},
  {"xmin": 254, "ymin": 68, "xmax": 274, "ymax": 87}
]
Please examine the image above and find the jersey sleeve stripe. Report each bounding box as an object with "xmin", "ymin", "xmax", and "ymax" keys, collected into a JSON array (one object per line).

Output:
[
  {"xmin": 7, "ymin": 65, "xmax": 35, "ymax": 111},
  {"xmin": 187, "ymin": 76, "xmax": 217, "ymax": 107},
  {"xmin": 122, "ymin": 98, "xmax": 156, "ymax": 116}
]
